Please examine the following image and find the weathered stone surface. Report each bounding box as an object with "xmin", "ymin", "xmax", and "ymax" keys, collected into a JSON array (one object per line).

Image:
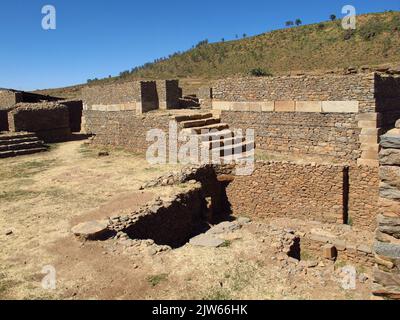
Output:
[
  {"xmin": 380, "ymin": 166, "xmax": 400, "ymax": 188},
  {"xmin": 71, "ymin": 220, "xmax": 109, "ymax": 240},
  {"xmin": 322, "ymin": 244, "xmax": 337, "ymax": 260},
  {"xmin": 275, "ymin": 101, "xmax": 295, "ymax": 112},
  {"xmin": 189, "ymin": 234, "xmax": 224, "ymax": 248},
  {"xmin": 380, "ymin": 182, "xmax": 400, "ymax": 201},
  {"xmin": 376, "ymin": 230, "xmax": 400, "ymax": 245},
  {"xmin": 237, "ymin": 217, "xmax": 251, "ymax": 225},
  {"xmin": 396, "ymin": 119, "xmax": 400, "ymax": 129},
  {"xmin": 379, "ymin": 149, "xmax": 400, "ymax": 166},
  {"xmin": 377, "ymin": 214, "xmax": 400, "ymax": 239},
  {"xmin": 295, "ymin": 101, "xmax": 322, "ymax": 113},
  {"xmin": 208, "ymin": 221, "xmax": 241, "ymax": 235},
  {"xmin": 380, "ymin": 130, "xmax": 400, "ymax": 149},
  {"xmin": 321, "ymin": 101, "xmax": 359, "ymax": 113},
  {"xmin": 378, "ymin": 197, "xmax": 400, "ymax": 217},
  {"xmin": 375, "ymin": 254, "xmax": 395, "ymax": 269},
  {"xmin": 375, "ymin": 241, "xmax": 400, "ymax": 259},
  {"xmin": 373, "ymin": 267, "xmax": 400, "ymax": 287}
]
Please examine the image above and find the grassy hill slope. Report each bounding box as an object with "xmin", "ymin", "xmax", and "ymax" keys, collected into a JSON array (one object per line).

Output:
[{"xmin": 37, "ymin": 11, "xmax": 400, "ymax": 98}]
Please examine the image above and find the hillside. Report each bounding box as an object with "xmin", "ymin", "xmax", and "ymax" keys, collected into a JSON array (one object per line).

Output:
[{"xmin": 37, "ymin": 11, "xmax": 400, "ymax": 98}]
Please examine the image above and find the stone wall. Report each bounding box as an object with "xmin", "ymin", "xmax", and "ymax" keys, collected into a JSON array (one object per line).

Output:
[
  {"xmin": 83, "ymin": 110, "xmax": 170, "ymax": 154},
  {"xmin": 198, "ymin": 86, "xmax": 213, "ymax": 109},
  {"xmin": 115, "ymin": 184, "xmax": 207, "ymax": 248},
  {"xmin": 8, "ymin": 102, "xmax": 71, "ymax": 142},
  {"xmin": 212, "ymin": 74, "xmax": 375, "ymax": 110},
  {"xmin": 225, "ymin": 161, "xmax": 346, "ymax": 224},
  {"xmin": 212, "ymin": 74, "xmax": 387, "ymax": 166},
  {"xmin": 348, "ymin": 166, "xmax": 380, "ymax": 230},
  {"xmin": 82, "ymin": 80, "xmax": 181, "ymax": 114},
  {"xmin": 0, "ymin": 89, "xmax": 60, "ymax": 110},
  {"xmin": 373, "ymin": 123, "xmax": 400, "ymax": 300},
  {"xmin": 82, "ymin": 81, "xmax": 142, "ymax": 113},
  {"xmin": 221, "ymin": 111, "xmax": 361, "ymax": 163},
  {"xmin": 224, "ymin": 161, "xmax": 378, "ymax": 230},
  {"xmin": 157, "ymin": 80, "xmax": 180, "ymax": 109},
  {"xmin": 0, "ymin": 90, "xmax": 19, "ymax": 110}
]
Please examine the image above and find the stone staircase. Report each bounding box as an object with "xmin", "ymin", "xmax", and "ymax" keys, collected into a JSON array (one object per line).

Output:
[
  {"xmin": 0, "ymin": 132, "xmax": 48, "ymax": 159},
  {"xmin": 174, "ymin": 113, "xmax": 255, "ymax": 163}
]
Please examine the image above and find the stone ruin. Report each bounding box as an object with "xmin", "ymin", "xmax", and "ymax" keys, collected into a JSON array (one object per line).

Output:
[
  {"xmin": 76, "ymin": 72, "xmax": 400, "ymax": 299},
  {"xmin": 0, "ymin": 88, "xmax": 84, "ymax": 158},
  {"xmin": 1, "ymin": 71, "xmax": 400, "ymax": 299}
]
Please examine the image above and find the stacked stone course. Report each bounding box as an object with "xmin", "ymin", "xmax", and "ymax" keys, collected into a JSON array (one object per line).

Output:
[
  {"xmin": 7, "ymin": 102, "xmax": 71, "ymax": 142},
  {"xmin": 373, "ymin": 121, "xmax": 400, "ymax": 300}
]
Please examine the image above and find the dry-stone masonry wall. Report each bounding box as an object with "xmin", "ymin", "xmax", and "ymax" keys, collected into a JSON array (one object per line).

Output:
[
  {"xmin": 225, "ymin": 161, "xmax": 378, "ymax": 231},
  {"xmin": 83, "ymin": 110, "xmax": 170, "ymax": 154},
  {"xmin": 8, "ymin": 102, "xmax": 71, "ymax": 142},
  {"xmin": 110, "ymin": 183, "xmax": 207, "ymax": 248},
  {"xmin": 221, "ymin": 111, "xmax": 361, "ymax": 163},
  {"xmin": 213, "ymin": 73, "xmax": 400, "ymax": 167},
  {"xmin": 82, "ymin": 79, "xmax": 181, "ymax": 114},
  {"xmin": 157, "ymin": 80, "xmax": 181, "ymax": 110},
  {"xmin": 373, "ymin": 122, "xmax": 400, "ymax": 300},
  {"xmin": 225, "ymin": 161, "xmax": 345, "ymax": 224}
]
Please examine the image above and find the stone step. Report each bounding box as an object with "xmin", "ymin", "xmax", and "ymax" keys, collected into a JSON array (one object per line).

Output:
[
  {"xmin": 173, "ymin": 113, "xmax": 213, "ymax": 123},
  {"xmin": 211, "ymin": 141, "xmax": 255, "ymax": 157},
  {"xmin": 0, "ymin": 136, "xmax": 40, "ymax": 146},
  {"xmin": 0, "ymin": 141, "xmax": 44, "ymax": 152},
  {"xmin": 184, "ymin": 123, "xmax": 230, "ymax": 135},
  {"xmin": 0, "ymin": 147, "xmax": 48, "ymax": 159},
  {"xmin": 202, "ymin": 136, "xmax": 246, "ymax": 150},
  {"xmin": 196, "ymin": 129, "xmax": 235, "ymax": 142},
  {"xmin": 0, "ymin": 132, "xmax": 37, "ymax": 141},
  {"xmin": 179, "ymin": 117, "xmax": 220, "ymax": 129}
]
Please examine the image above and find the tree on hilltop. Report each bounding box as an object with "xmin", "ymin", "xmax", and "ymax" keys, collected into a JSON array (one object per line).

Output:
[
  {"xmin": 295, "ymin": 19, "xmax": 302, "ymax": 26},
  {"xmin": 330, "ymin": 14, "xmax": 337, "ymax": 21},
  {"xmin": 285, "ymin": 21, "xmax": 294, "ymax": 27}
]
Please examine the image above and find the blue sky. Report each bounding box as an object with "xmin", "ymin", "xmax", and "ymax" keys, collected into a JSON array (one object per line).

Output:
[{"xmin": 0, "ymin": 0, "xmax": 399, "ymax": 91}]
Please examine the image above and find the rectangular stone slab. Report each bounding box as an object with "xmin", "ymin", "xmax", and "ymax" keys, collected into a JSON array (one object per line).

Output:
[{"xmin": 321, "ymin": 101, "xmax": 359, "ymax": 113}]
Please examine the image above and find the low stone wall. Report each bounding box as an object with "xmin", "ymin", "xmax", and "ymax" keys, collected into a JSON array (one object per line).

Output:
[
  {"xmin": 221, "ymin": 111, "xmax": 361, "ymax": 163},
  {"xmin": 0, "ymin": 89, "xmax": 61, "ymax": 110},
  {"xmin": 82, "ymin": 81, "xmax": 141, "ymax": 107},
  {"xmin": 109, "ymin": 183, "xmax": 207, "ymax": 248},
  {"xmin": 302, "ymin": 237, "xmax": 374, "ymax": 268},
  {"xmin": 225, "ymin": 161, "xmax": 378, "ymax": 230},
  {"xmin": 83, "ymin": 110, "xmax": 170, "ymax": 154},
  {"xmin": 225, "ymin": 161, "xmax": 346, "ymax": 224},
  {"xmin": 8, "ymin": 102, "xmax": 71, "ymax": 142},
  {"xmin": 373, "ymin": 123, "xmax": 400, "ymax": 300},
  {"xmin": 0, "ymin": 90, "xmax": 19, "ymax": 109}
]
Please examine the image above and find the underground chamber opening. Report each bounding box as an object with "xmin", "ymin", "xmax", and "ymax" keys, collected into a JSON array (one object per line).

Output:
[{"xmin": 121, "ymin": 179, "xmax": 234, "ymax": 249}]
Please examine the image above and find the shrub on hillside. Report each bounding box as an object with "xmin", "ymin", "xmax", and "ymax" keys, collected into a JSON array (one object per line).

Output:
[
  {"xmin": 343, "ymin": 29, "xmax": 355, "ymax": 41},
  {"xmin": 249, "ymin": 68, "xmax": 272, "ymax": 77},
  {"xmin": 358, "ymin": 20, "xmax": 385, "ymax": 41}
]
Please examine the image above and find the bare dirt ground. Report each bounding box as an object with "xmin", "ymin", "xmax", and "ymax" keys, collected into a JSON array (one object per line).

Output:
[{"xmin": 0, "ymin": 140, "xmax": 372, "ymax": 300}]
